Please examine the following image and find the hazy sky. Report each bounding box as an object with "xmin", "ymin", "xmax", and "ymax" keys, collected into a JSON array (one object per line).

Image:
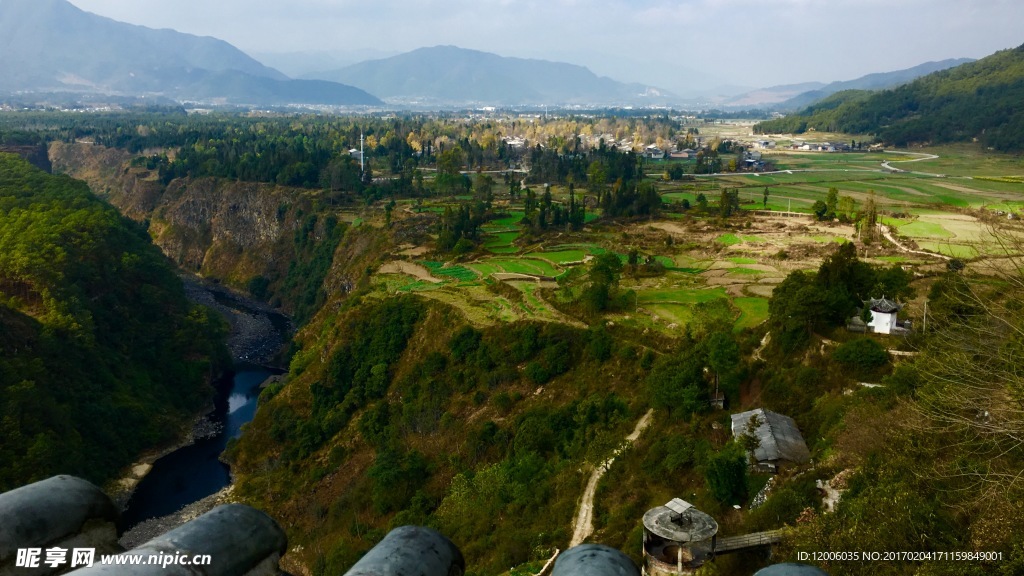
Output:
[{"xmin": 68, "ymin": 0, "xmax": 1024, "ymax": 94}]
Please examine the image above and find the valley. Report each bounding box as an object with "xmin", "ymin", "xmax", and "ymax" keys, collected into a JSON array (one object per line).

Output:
[{"xmin": 2, "ymin": 101, "xmax": 1023, "ymax": 576}]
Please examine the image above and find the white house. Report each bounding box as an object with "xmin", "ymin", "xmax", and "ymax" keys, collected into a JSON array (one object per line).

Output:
[{"xmin": 865, "ymin": 297, "xmax": 903, "ymax": 334}]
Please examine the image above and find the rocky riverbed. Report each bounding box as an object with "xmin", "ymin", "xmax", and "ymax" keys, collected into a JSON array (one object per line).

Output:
[{"xmin": 181, "ymin": 277, "xmax": 292, "ymax": 365}]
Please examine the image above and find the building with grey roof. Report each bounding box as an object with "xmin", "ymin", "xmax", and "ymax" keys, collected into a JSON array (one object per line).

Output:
[{"xmin": 731, "ymin": 408, "xmax": 810, "ymax": 469}]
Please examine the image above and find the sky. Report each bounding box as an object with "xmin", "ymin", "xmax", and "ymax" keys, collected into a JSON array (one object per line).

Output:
[{"xmin": 67, "ymin": 0, "xmax": 1024, "ymax": 96}]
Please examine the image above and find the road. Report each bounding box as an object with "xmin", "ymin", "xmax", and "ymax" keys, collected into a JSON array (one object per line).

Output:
[{"xmin": 569, "ymin": 409, "xmax": 654, "ymax": 547}]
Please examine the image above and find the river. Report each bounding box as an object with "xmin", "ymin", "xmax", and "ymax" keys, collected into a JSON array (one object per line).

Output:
[{"xmin": 120, "ymin": 279, "xmax": 291, "ymax": 530}]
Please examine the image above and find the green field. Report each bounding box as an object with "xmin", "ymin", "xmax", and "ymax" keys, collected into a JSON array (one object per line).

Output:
[
  {"xmin": 637, "ymin": 286, "xmax": 729, "ymax": 305},
  {"xmin": 468, "ymin": 257, "xmax": 562, "ymax": 278},
  {"xmin": 420, "ymin": 261, "xmax": 479, "ymax": 281},
  {"xmin": 734, "ymin": 297, "xmax": 770, "ymax": 330},
  {"xmin": 532, "ymin": 250, "xmax": 588, "ymax": 264},
  {"xmin": 483, "ymin": 231, "xmax": 521, "ymax": 253},
  {"xmin": 897, "ymin": 220, "xmax": 954, "ymax": 239}
]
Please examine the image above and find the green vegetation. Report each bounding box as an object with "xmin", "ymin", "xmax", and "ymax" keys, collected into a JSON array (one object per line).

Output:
[
  {"xmin": 10, "ymin": 106, "xmax": 1024, "ymax": 576},
  {"xmin": 0, "ymin": 154, "xmax": 229, "ymax": 490},
  {"xmin": 756, "ymin": 44, "xmax": 1024, "ymax": 151}
]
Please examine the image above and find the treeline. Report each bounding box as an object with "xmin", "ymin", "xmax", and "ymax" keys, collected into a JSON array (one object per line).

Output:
[
  {"xmin": 0, "ymin": 154, "xmax": 229, "ymax": 490},
  {"xmin": 755, "ymin": 44, "xmax": 1024, "ymax": 151}
]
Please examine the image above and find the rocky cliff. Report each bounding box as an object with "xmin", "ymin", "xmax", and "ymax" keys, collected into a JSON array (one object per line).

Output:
[{"xmin": 50, "ymin": 142, "xmax": 308, "ymax": 301}]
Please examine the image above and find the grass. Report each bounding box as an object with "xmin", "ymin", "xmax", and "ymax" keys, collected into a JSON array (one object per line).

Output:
[
  {"xmin": 419, "ymin": 261, "xmax": 479, "ymax": 281},
  {"xmin": 637, "ymin": 286, "xmax": 729, "ymax": 305},
  {"xmin": 727, "ymin": 257, "xmax": 758, "ymax": 265},
  {"xmin": 476, "ymin": 257, "xmax": 562, "ymax": 277},
  {"xmin": 532, "ymin": 250, "xmax": 587, "ymax": 264},
  {"xmin": 734, "ymin": 297, "xmax": 770, "ymax": 330},
  {"xmin": 717, "ymin": 233, "xmax": 742, "ymax": 246},
  {"xmin": 483, "ymin": 231, "xmax": 521, "ymax": 253},
  {"xmin": 897, "ymin": 220, "xmax": 954, "ymax": 239},
  {"xmin": 916, "ymin": 242, "xmax": 978, "ymax": 259}
]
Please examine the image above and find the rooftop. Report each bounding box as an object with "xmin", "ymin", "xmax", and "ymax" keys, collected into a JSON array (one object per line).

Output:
[
  {"xmin": 866, "ymin": 297, "xmax": 902, "ymax": 314},
  {"xmin": 642, "ymin": 498, "xmax": 718, "ymax": 543},
  {"xmin": 731, "ymin": 409, "xmax": 810, "ymax": 464}
]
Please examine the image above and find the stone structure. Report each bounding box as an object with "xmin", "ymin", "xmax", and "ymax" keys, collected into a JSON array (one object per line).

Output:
[
  {"xmin": 0, "ymin": 476, "xmax": 120, "ymax": 576},
  {"xmin": 342, "ymin": 526, "xmax": 464, "ymax": 576},
  {"xmin": 552, "ymin": 544, "xmax": 639, "ymax": 576},
  {"xmin": 0, "ymin": 477, "xmax": 286, "ymax": 576},
  {"xmin": 641, "ymin": 499, "xmax": 718, "ymax": 575}
]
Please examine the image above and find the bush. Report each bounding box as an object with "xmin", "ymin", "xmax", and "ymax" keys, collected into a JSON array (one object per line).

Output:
[
  {"xmin": 832, "ymin": 338, "xmax": 889, "ymax": 377},
  {"xmin": 705, "ymin": 441, "xmax": 749, "ymax": 505}
]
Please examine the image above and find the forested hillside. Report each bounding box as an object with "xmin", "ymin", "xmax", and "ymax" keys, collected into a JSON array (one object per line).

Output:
[
  {"xmin": 755, "ymin": 44, "xmax": 1024, "ymax": 151},
  {"xmin": 0, "ymin": 154, "xmax": 229, "ymax": 491}
]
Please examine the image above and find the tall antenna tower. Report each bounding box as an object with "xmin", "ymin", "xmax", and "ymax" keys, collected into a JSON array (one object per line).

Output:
[{"xmin": 360, "ymin": 132, "xmax": 365, "ymax": 174}]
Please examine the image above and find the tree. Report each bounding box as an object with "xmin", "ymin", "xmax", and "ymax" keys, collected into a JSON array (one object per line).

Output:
[
  {"xmin": 763, "ymin": 187, "xmax": 770, "ymax": 209},
  {"xmin": 861, "ymin": 190, "xmax": 878, "ymax": 242},
  {"xmin": 812, "ymin": 200, "xmax": 829, "ymax": 221},
  {"xmin": 718, "ymin": 189, "xmax": 740, "ymax": 218},
  {"xmin": 826, "ymin": 187, "xmax": 839, "ymax": 218},
  {"xmin": 707, "ymin": 332, "xmax": 739, "ymax": 397},
  {"xmin": 647, "ymin": 350, "xmax": 706, "ymax": 419},
  {"xmin": 705, "ymin": 441, "xmax": 748, "ymax": 505},
  {"xmin": 738, "ymin": 414, "xmax": 763, "ymax": 459}
]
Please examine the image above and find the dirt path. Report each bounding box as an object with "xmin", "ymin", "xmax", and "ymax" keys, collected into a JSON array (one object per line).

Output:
[
  {"xmin": 881, "ymin": 226, "xmax": 951, "ymax": 261},
  {"xmin": 569, "ymin": 409, "xmax": 654, "ymax": 547}
]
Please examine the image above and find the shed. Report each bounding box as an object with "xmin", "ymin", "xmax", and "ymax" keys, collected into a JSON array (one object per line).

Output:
[{"xmin": 731, "ymin": 409, "xmax": 810, "ymax": 467}]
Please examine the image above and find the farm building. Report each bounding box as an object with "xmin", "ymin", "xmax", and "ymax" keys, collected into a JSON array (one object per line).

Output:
[{"xmin": 731, "ymin": 408, "xmax": 810, "ymax": 470}]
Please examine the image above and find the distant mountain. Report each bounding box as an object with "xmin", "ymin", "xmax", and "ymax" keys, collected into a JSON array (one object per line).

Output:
[
  {"xmin": 722, "ymin": 59, "xmax": 973, "ymax": 110},
  {"xmin": 319, "ymin": 45, "xmax": 676, "ymax": 106},
  {"xmin": 776, "ymin": 58, "xmax": 975, "ymax": 110},
  {"xmin": 253, "ymin": 49, "xmax": 398, "ymax": 80},
  {"xmin": 0, "ymin": 0, "xmax": 382, "ymax": 106},
  {"xmin": 723, "ymin": 82, "xmax": 827, "ymax": 108},
  {"xmin": 754, "ymin": 44, "xmax": 1024, "ymax": 152}
]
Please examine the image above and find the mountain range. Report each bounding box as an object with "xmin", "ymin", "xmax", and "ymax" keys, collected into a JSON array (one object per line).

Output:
[
  {"xmin": 0, "ymin": 0, "xmax": 982, "ymax": 111},
  {"xmin": 306, "ymin": 45, "xmax": 676, "ymax": 106},
  {"xmin": 0, "ymin": 0, "xmax": 381, "ymax": 106},
  {"xmin": 723, "ymin": 59, "xmax": 974, "ymax": 110}
]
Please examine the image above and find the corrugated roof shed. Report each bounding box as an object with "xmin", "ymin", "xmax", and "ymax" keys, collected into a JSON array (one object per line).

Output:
[{"xmin": 731, "ymin": 409, "xmax": 810, "ymax": 464}]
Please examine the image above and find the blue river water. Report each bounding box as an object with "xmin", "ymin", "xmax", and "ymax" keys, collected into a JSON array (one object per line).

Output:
[{"xmin": 119, "ymin": 364, "xmax": 281, "ymax": 528}]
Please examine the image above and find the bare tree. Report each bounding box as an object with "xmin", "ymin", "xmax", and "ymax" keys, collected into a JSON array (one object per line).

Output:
[{"xmin": 910, "ymin": 223, "xmax": 1024, "ymax": 505}]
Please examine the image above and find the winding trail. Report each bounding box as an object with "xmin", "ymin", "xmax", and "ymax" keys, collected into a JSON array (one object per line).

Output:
[
  {"xmin": 880, "ymin": 150, "xmax": 944, "ymax": 176},
  {"xmin": 881, "ymin": 225, "xmax": 952, "ymax": 261},
  {"xmin": 569, "ymin": 409, "xmax": 654, "ymax": 547}
]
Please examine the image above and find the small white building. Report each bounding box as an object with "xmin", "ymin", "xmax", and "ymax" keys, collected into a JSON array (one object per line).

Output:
[
  {"xmin": 645, "ymin": 145, "xmax": 666, "ymax": 159},
  {"xmin": 865, "ymin": 297, "xmax": 903, "ymax": 334}
]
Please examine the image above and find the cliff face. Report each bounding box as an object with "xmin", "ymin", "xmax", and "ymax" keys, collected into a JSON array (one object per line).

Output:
[
  {"xmin": 49, "ymin": 141, "xmax": 303, "ymax": 287},
  {"xmin": 0, "ymin": 144, "xmax": 52, "ymax": 172}
]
